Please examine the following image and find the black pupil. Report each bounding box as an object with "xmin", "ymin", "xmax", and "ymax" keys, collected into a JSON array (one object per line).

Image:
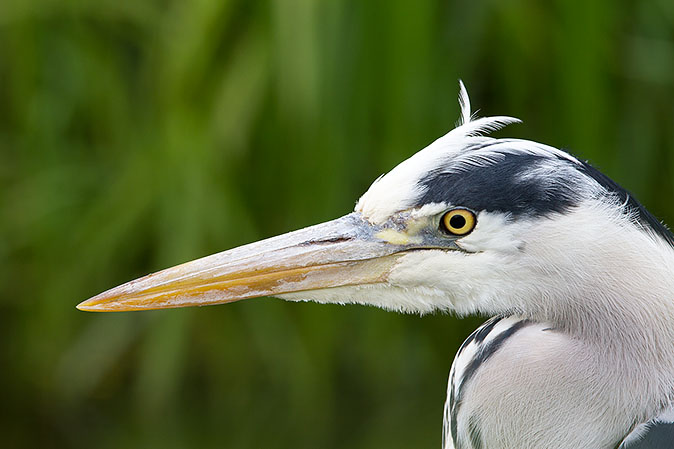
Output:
[{"xmin": 449, "ymin": 214, "xmax": 466, "ymax": 229}]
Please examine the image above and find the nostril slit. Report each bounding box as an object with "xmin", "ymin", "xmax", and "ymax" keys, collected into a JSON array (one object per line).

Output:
[{"xmin": 300, "ymin": 237, "xmax": 354, "ymax": 246}]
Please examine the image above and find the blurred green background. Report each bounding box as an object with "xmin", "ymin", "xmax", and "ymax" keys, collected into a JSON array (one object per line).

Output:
[{"xmin": 1, "ymin": 0, "xmax": 673, "ymax": 448}]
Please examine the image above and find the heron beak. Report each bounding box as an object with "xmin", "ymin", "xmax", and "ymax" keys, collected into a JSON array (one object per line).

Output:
[{"xmin": 77, "ymin": 213, "xmax": 408, "ymax": 312}]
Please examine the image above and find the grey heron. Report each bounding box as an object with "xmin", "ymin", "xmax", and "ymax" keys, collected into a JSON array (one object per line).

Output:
[{"xmin": 78, "ymin": 82, "xmax": 674, "ymax": 449}]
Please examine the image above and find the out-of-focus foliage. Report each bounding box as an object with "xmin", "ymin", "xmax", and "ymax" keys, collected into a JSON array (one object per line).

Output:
[{"xmin": 1, "ymin": 0, "xmax": 673, "ymax": 447}]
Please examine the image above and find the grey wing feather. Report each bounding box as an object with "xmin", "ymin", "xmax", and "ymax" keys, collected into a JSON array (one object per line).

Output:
[{"xmin": 618, "ymin": 407, "xmax": 674, "ymax": 448}]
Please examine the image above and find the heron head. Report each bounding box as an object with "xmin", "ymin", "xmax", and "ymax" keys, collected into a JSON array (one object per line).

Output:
[{"xmin": 78, "ymin": 83, "xmax": 674, "ymax": 318}]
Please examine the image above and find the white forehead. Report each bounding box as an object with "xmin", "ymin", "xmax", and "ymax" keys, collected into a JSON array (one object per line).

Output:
[{"xmin": 355, "ymin": 83, "xmax": 580, "ymax": 224}]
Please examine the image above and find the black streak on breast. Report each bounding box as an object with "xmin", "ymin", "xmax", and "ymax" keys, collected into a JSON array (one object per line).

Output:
[{"xmin": 450, "ymin": 318, "xmax": 531, "ymax": 446}]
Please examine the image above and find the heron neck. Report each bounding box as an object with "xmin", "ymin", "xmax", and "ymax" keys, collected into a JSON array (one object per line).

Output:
[{"xmin": 541, "ymin": 230, "xmax": 674, "ymax": 381}]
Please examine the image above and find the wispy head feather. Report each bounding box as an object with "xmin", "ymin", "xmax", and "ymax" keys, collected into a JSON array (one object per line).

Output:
[
  {"xmin": 454, "ymin": 80, "xmax": 520, "ymax": 136},
  {"xmin": 458, "ymin": 116, "xmax": 523, "ymax": 137},
  {"xmin": 458, "ymin": 80, "xmax": 472, "ymax": 126}
]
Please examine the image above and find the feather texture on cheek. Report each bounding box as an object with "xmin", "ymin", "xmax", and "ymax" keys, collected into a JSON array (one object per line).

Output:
[
  {"xmin": 384, "ymin": 212, "xmax": 531, "ymax": 315},
  {"xmin": 387, "ymin": 250, "xmax": 531, "ymax": 315}
]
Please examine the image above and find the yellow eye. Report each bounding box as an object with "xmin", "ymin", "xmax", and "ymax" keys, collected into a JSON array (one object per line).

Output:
[{"xmin": 441, "ymin": 209, "xmax": 476, "ymax": 236}]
